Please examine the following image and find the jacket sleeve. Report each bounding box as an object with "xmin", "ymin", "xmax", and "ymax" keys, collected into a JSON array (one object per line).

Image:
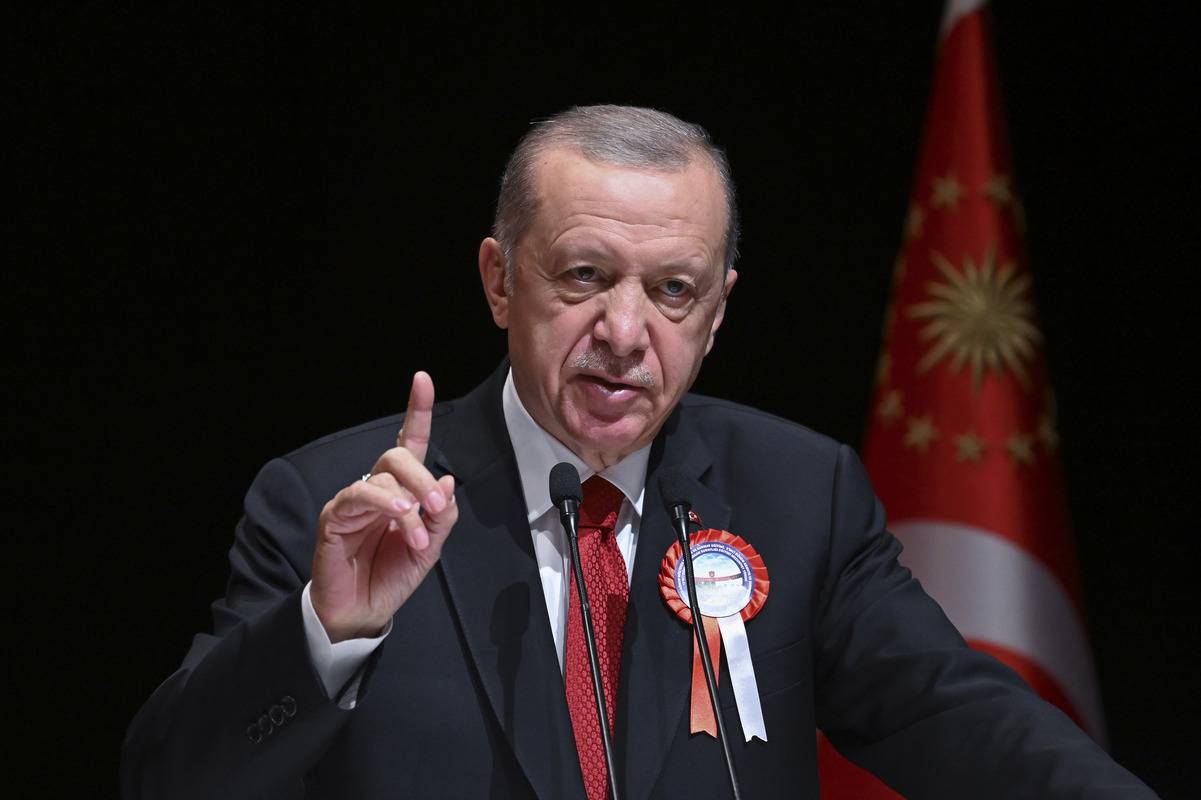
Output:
[
  {"xmin": 813, "ymin": 444, "xmax": 1157, "ymax": 799},
  {"xmin": 121, "ymin": 457, "xmax": 357, "ymax": 800}
]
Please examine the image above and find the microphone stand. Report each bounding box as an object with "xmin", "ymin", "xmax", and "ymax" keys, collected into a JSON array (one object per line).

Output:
[
  {"xmin": 560, "ymin": 500, "xmax": 623, "ymax": 800},
  {"xmin": 670, "ymin": 505, "xmax": 743, "ymax": 800}
]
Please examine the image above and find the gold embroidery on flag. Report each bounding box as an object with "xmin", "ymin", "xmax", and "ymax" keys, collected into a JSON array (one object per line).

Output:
[
  {"xmin": 908, "ymin": 247, "xmax": 1041, "ymax": 391},
  {"xmin": 903, "ymin": 414, "xmax": 939, "ymax": 453},
  {"xmin": 954, "ymin": 431, "xmax": 986, "ymax": 463},
  {"xmin": 931, "ymin": 173, "xmax": 965, "ymax": 209},
  {"xmin": 984, "ymin": 173, "xmax": 1014, "ymax": 208},
  {"xmin": 1037, "ymin": 414, "xmax": 1060, "ymax": 454},
  {"xmin": 1006, "ymin": 433, "xmax": 1036, "ymax": 466},
  {"xmin": 877, "ymin": 390, "xmax": 903, "ymax": 425}
]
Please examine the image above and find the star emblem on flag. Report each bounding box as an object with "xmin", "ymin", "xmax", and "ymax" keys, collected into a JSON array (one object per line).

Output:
[
  {"xmin": 1037, "ymin": 413, "xmax": 1060, "ymax": 453},
  {"xmin": 877, "ymin": 390, "xmax": 903, "ymax": 425},
  {"xmin": 984, "ymin": 173, "xmax": 1014, "ymax": 207},
  {"xmin": 931, "ymin": 173, "xmax": 965, "ymax": 208},
  {"xmin": 902, "ymin": 414, "xmax": 939, "ymax": 453},
  {"xmin": 954, "ymin": 431, "xmax": 986, "ymax": 463},
  {"xmin": 1006, "ymin": 432, "xmax": 1036, "ymax": 466}
]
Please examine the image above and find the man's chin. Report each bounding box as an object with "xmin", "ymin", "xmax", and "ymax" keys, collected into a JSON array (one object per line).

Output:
[{"xmin": 562, "ymin": 413, "xmax": 653, "ymax": 462}]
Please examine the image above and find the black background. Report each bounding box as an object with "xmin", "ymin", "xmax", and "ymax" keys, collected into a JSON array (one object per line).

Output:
[{"xmin": 15, "ymin": 3, "xmax": 1198, "ymax": 796}]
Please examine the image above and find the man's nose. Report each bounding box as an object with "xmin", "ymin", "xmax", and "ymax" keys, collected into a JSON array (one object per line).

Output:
[{"xmin": 593, "ymin": 282, "xmax": 651, "ymax": 358}]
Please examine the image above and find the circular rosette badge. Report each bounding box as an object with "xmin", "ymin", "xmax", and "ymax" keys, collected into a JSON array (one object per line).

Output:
[
  {"xmin": 659, "ymin": 529, "xmax": 769, "ymax": 624},
  {"xmin": 659, "ymin": 529, "xmax": 770, "ymax": 742}
]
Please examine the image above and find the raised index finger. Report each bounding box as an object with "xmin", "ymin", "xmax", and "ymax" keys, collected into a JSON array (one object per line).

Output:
[{"xmin": 397, "ymin": 370, "xmax": 435, "ymax": 463}]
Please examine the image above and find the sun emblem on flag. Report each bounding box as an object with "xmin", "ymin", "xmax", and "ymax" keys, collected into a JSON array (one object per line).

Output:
[{"xmin": 907, "ymin": 247, "xmax": 1041, "ymax": 390}]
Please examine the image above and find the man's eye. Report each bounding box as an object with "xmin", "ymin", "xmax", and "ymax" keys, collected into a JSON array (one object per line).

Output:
[
  {"xmin": 660, "ymin": 279, "xmax": 689, "ymax": 297},
  {"xmin": 568, "ymin": 266, "xmax": 598, "ymax": 282}
]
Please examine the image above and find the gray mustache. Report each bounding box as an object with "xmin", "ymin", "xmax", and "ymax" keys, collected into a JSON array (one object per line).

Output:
[{"xmin": 571, "ymin": 351, "xmax": 657, "ymax": 388}]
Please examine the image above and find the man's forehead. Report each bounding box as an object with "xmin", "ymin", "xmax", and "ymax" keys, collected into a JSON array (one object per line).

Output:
[{"xmin": 529, "ymin": 148, "xmax": 727, "ymax": 234}]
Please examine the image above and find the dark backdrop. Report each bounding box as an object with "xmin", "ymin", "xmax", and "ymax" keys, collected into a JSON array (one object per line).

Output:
[{"xmin": 15, "ymin": 3, "xmax": 1198, "ymax": 797}]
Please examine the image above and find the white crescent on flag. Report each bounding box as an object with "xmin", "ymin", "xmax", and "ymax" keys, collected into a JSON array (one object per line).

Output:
[{"xmin": 893, "ymin": 519, "xmax": 1106, "ymax": 741}]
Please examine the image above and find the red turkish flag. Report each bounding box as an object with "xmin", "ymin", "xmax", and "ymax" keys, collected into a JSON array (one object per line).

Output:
[{"xmin": 818, "ymin": 1, "xmax": 1106, "ymax": 796}]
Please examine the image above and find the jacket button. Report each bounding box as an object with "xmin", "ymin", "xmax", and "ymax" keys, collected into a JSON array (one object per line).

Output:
[
  {"xmin": 269, "ymin": 704, "xmax": 286, "ymax": 726},
  {"xmin": 280, "ymin": 695, "xmax": 297, "ymax": 717},
  {"xmin": 246, "ymin": 724, "xmax": 262, "ymax": 744},
  {"xmin": 258, "ymin": 714, "xmax": 273, "ymax": 737}
]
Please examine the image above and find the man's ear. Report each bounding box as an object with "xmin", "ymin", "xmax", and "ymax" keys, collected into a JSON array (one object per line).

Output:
[
  {"xmin": 705, "ymin": 268, "xmax": 738, "ymax": 355},
  {"xmin": 478, "ymin": 237, "xmax": 509, "ymax": 329}
]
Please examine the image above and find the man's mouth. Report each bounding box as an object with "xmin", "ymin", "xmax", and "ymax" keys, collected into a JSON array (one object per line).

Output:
[
  {"xmin": 575, "ymin": 372, "xmax": 647, "ymax": 405},
  {"xmin": 587, "ymin": 375, "xmax": 639, "ymax": 392}
]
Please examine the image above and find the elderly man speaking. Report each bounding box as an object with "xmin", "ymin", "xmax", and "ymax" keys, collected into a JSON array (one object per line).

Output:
[{"xmin": 122, "ymin": 106, "xmax": 1154, "ymax": 799}]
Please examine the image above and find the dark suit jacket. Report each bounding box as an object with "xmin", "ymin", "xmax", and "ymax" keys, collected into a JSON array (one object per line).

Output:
[{"xmin": 122, "ymin": 364, "xmax": 1154, "ymax": 799}]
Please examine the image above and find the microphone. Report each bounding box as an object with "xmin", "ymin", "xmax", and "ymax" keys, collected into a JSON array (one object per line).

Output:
[
  {"xmin": 549, "ymin": 462, "xmax": 622, "ymax": 800},
  {"xmin": 549, "ymin": 461, "xmax": 582, "ymax": 524},
  {"xmin": 658, "ymin": 470, "xmax": 743, "ymax": 800}
]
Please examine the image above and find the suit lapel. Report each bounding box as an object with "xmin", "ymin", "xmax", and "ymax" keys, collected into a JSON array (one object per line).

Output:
[
  {"xmin": 431, "ymin": 369, "xmax": 585, "ymax": 800},
  {"xmin": 616, "ymin": 410, "xmax": 732, "ymax": 800}
]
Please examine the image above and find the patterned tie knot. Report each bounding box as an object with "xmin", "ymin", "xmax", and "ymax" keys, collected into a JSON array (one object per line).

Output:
[{"xmin": 580, "ymin": 475, "xmax": 624, "ymax": 533}]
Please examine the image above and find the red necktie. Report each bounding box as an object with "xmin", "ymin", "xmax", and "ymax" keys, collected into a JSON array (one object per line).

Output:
[{"xmin": 564, "ymin": 475, "xmax": 629, "ymax": 800}]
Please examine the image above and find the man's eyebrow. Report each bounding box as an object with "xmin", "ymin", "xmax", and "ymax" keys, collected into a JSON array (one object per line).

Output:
[
  {"xmin": 644, "ymin": 257, "xmax": 713, "ymax": 278},
  {"xmin": 549, "ymin": 239, "xmax": 617, "ymax": 263}
]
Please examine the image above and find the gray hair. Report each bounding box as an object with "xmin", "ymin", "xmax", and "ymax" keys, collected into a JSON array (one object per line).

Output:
[{"xmin": 492, "ymin": 105, "xmax": 740, "ymax": 289}]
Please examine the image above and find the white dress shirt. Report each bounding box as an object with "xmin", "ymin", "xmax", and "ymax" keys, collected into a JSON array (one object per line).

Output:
[{"xmin": 301, "ymin": 369, "xmax": 650, "ymax": 705}]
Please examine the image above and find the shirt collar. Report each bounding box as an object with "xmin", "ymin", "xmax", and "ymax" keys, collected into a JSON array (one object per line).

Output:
[{"xmin": 502, "ymin": 368, "xmax": 649, "ymax": 524}]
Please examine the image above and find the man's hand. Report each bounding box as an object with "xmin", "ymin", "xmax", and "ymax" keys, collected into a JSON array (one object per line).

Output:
[{"xmin": 311, "ymin": 371, "xmax": 458, "ymax": 643}]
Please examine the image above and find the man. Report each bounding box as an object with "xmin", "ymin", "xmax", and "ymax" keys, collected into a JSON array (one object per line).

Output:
[{"xmin": 122, "ymin": 106, "xmax": 1155, "ymax": 798}]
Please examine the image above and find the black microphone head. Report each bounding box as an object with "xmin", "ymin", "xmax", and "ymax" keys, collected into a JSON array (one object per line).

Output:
[
  {"xmin": 549, "ymin": 462, "xmax": 583, "ymax": 506},
  {"xmin": 657, "ymin": 468, "xmax": 692, "ymax": 510}
]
